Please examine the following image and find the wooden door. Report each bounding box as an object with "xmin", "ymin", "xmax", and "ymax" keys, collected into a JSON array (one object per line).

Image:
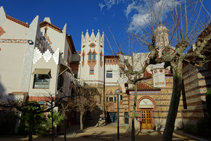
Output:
[{"xmin": 141, "ymin": 111, "xmax": 152, "ymax": 129}]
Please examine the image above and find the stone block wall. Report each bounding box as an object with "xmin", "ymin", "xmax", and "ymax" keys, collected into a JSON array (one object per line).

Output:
[{"xmin": 182, "ymin": 63, "xmax": 206, "ymax": 125}]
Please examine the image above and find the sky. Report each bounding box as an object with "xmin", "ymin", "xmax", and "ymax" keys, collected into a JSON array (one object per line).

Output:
[{"xmin": 1, "ymin": 0, "xmax": 211, "ymax": 55}]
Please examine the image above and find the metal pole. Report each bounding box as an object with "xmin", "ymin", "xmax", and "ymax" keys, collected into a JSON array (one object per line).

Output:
[
  {"xmin": 116, "ymin": 89, "xmax": 120, "ymax": 140},
  {"xmin": 51, "ymin": 100, "xmax": 54, "ymax": 141}
]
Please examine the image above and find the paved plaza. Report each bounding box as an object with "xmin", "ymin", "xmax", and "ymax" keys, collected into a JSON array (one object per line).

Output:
[{"xmin": 0, "ymin": 125, "xmax": 210, "ymax": 141}]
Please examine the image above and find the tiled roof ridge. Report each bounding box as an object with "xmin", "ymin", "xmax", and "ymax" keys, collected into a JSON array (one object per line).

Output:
[
  {"xmin": 6, "ymin": 15, "xmax": 29, "ymax": 28},
  {"xmin": 137, "ymin": 80, "xmax": 160, "ymax": 90},
  {"xmin": 40, "ymin": 21, "xmax": 62, "ymax": 33}
]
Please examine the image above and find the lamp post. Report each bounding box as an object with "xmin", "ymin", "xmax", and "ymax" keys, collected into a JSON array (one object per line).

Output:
[{"xmin": 115, "ymin": 89, "xmax": 121, "ymax": 140}]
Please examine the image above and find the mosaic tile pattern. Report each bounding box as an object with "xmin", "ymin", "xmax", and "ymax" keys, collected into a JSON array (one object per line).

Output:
[{"xmin": 0, "ymin": 38, "xmax": 27, "ymax": 43}]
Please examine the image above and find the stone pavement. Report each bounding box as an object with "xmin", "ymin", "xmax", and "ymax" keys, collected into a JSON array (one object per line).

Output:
[{"xmin": 0, "ymin": 125, "xmax": 210, "ymax": 141}]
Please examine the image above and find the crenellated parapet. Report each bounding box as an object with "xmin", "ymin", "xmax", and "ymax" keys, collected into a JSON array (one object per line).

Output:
[{"xmin": 81, "ymin": 29, "xmax": 104, "ymax": 48}]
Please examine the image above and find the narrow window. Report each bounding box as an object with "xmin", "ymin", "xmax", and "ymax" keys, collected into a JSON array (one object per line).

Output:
[
  {"xmin": 82, "ymin": 54, "xmax": 84, "ymax": 61},
  {"xmin": 93, "ymin": 52, "xmax": 96, "ymax": 60},
  {"xmin": 109, "ymin": 92, "xmax": 113, "ymax": 102},
  {"xmin": 100, "ymin": 54, "xmax": 102, "ymax": 61},
  {"xmin": 88, "ymin": 52, "xmax": 92, "ymax": 60},
  {"xmin": 120, "ymin": 95, "xmax": 123, "ymax": 100},
  {"xmin": 114, "ymin": 96, "xmax": 116, "ymax": 103}
]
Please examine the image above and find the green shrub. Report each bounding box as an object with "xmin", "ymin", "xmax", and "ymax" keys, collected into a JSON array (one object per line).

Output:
[
  {"xmin": 184, "ymin": 124, "xmax": 198, "ymax": 134},
  {"xmin": 17, "ymin": 101, "xmax": 45, "ymax": 135},
  {"xmin": 206, "ymin": 88, "xmax": 211, "ymax": 118},
  {"xmin": 36, "ymin": 110, "xmax": 64, "ymax": 136}
]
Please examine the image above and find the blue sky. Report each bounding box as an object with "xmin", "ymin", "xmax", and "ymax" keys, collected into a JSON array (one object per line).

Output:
[{"xmin": 1, "ymin": 0, "xmax": 211, "ymax": 55}]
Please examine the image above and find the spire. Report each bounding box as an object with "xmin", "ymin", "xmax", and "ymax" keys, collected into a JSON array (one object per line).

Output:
[
  {"xmin": 0, "ymin": 6, "xmax": 6, "ymax": 26},
  {"xmin": 96, "ymin": 29, "xmax": 100, "ymax": 42},
  {"xmin": 43, "ymin": 17, "xmax": 51, "ymax": 23},
  {"xmin": 62, "ymin": 23, "xmax": 67, "ymax": 33},
  {"xmin": 81, "ymin": 31, "xmax": 85, "ymax": 45},
  {"xmin": 85, "ymin": 29, "xmax": 89, "ymax": 42},
  {"xmin": 91, "ymin": 29, "xmax": 95, "ymax": 42},
  {"xmin": 101, "ymin": 31, "xmax": 104, "ymax": 44}
]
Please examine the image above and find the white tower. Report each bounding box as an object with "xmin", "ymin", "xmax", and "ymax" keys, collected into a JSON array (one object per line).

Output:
[
  {"xmin": 79, "ymin": 29, "xmax": 104, "ymax": 89},
  {"xmin": 154, "ymin": 24, "xmax": 169, "ymax": 48},
  {"xmin": 154, "ymin": 24, "xmax": 170, "ymax": 57}
]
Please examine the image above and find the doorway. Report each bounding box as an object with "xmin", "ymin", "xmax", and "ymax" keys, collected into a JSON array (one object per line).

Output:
[
  {"xmin": 141, "ymin": 111, "xmax": 152, "ymax": 129},
  {"xmin": 124, "ymin": 112, "xmax": 129, "ymax": 124}
]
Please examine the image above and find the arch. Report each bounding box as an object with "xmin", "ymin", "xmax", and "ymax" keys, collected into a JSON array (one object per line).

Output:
[
  {"xmin": 109, "ymin": 92, "xmax": 113, "ymax": 96},
  {"xmin": 136, "ymin": 96, "xmax": 156, "ymax": 130},
  {"xmin": 137, "ymin": 96, "xmax": 156, "ymax": 110}
]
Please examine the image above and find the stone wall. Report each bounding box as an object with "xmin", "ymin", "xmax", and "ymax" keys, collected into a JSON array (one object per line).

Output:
[{"xmin": 182, "ymin": 63, "xmax": 208, "ymax": 125}]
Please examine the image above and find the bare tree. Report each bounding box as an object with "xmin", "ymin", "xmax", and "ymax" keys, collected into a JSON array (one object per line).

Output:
[
  {"xmin": 73, "ymin": 86, "xmax": 98, "ymax": 130},
  {"xmin": 124, "ymin": 0, "xmax": 211, "ymax": 141},
  {"xmin": 105, "ymin": 0, "xmax": 211, "ymax": 141}
]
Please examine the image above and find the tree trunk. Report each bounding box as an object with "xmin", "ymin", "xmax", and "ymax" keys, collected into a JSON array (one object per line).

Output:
[
  {"xmin": 63, "ymin": 114, "xmax": 66, "ymax": 141},
  {"xmin": 163, "ymin": 61, "xmax": 183, "ymax": 141},
  {"xmin": 28, "ymin": 110, "xmax": 33, "ymax": 141},
  {"xmin": 131, "ymin": 83, "xmax": 138, "ymax": 141},
  {"xmin": 80, "ymin": 112, "xmax": 83, "ymax": 130}
]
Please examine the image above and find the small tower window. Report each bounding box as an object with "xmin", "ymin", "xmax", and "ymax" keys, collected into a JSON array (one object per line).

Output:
[
  {"xmin": 100, "ymin": 54, "xmax": 102, "ymax": 61},
  {"xmin": 88, "ymin": 52, "xmax": 92, "ymax": 60},
  {"xmin": 82, "ymin": 54, "xmax": 84, "ymax": 61},
  {"xmin": 93, "ymin": 52, "xmax": 96, "ymax": 60}
]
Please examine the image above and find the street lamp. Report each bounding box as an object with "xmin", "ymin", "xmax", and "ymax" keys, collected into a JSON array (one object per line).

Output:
[{"xmin": 115, "ymin": 89, "xmax": 121, "ymax": 140}]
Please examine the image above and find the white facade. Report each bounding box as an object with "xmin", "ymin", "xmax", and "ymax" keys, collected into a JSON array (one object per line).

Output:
[
  {"xmin": 78, "ymin": 30, "xmax": 104, "ymax": 86},
  {"xmin": 0, "ymin": 7, "xmax": 77, "ymax": 101}
]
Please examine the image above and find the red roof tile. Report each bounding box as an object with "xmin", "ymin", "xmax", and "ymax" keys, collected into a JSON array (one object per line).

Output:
[{"xmin": 6, "ymin": 15, "xmax": 29, "ymax": 28}]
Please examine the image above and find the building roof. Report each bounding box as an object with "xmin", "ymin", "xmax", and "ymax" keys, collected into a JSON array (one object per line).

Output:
[
  {"xmin": 6, "ymin": 15, "xmax": 29, "ymax": 28},
  {"xmin": 66, "ymin": 34, "xmax": 76, "ymax": 53},
  {"xmin": 126, "ymin": 80, "xmax": 160, "ymax": 93},
  {"xmin": 105, "ymin": 55, "xmax": 119, "ymax": 58},
  {"xmin": 137, "ymin": 80, "xmax": 160, "ymax": 91},
  {"xmin": 40, "ymin": 21, "xmax": 62, "ymax": 33}
]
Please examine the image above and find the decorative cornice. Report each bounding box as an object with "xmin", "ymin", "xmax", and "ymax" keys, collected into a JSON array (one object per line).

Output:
[{"xmin": 0, "ymin": 38, "xmax": 27, "ymax": 43}]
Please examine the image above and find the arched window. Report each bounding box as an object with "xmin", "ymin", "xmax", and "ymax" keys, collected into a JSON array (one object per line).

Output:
[
  {"xmin": 114, "ymin": 96, "xmax": 116, "ymax": 103},
  {"xmin": 82, "ymin": 54, "xmax": 84, "ymax": 61},
  {"xmin": 93, "ymin": 52, "xmax": 96, "ymax": 60},
  {"xmin": 106, "ymin": 95, "xmax": 109, "ymax": 102},
  {"xmin": 109, "ymin": 92, "xmax": 113, "ymax": 102},
  {"xmin": 88, "ymin": 52, "xmax": 92, "ymax": 60}
]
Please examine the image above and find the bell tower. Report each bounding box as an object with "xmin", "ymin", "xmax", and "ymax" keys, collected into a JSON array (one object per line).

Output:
[
  {"xmin": 79, "ymin": 29, "xmax": 104, "ymax": 95},
  {"xmin": 154, "ymin": 24, "xmax": 169, "ymax": 48}
]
